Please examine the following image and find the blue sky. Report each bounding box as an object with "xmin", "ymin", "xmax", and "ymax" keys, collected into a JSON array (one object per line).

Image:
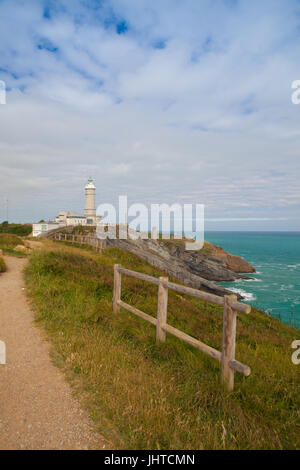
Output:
[{"xmin": 0, "ymin": 0, "xmax": 300, "ymax": 230}]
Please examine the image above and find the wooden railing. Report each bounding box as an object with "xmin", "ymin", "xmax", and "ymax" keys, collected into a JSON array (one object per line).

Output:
[
  {"xmin": 53, "ymin": 232, "xmax": 106, "ymax": 253},
  {"xmin": 113, "ymin": 264, "xmax": 252, "ymax": 391}
]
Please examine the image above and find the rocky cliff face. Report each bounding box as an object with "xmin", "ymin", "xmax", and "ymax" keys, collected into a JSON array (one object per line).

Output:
[
  {"xmin": 106, "ymin": 237, "xmax": 255, "ymax": 299},
  {"xmin": 168, "ymin": 241, "xmax": 255, "ymax": 281}
]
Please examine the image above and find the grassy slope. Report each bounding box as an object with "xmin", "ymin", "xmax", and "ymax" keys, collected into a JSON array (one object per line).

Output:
[{"xmin": 24, "ymin": 240, "xmax": 299, "ymax": 450}]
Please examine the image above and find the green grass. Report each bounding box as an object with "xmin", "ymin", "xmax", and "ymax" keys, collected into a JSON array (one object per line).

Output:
[
  {"xmin": 0, "ymin": 222, "xmax": 32, "ymax": 237},
  {"xmin": 0, "ymin": 234, "xmax": 27, "ymax": 257},
  {"xmin": 0, "ymin": 256, "xmax": 6, "ymax": 273},
  {"xmin": 0, "ymin": 233, "xmax": 24, "ymax": 250},
  {"xmin": 2, "ymin": 248, "xmax": 27, "ymax": 258},
  {"xmin": 24, "ymin": 242, "xmax": 300, "ymax": 450}
]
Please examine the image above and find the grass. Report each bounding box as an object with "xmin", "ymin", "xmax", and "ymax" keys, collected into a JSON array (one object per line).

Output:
[
  {"xmin": 2, "ymin": 249, "xmax": 27, "ymax": 258},
  {"xmin": 24, "ymin": 240, "xmax": 300, "ymax": 450},
  {"xmin": 0, "ymin": 233, "xmax": 27, "ymax": 258},
  {"xmin": 0, "ymin": 222, "xmax": 32, "ymax": 237},
  {"xmin": 0, "ymin": 256, "xmax": 6, "ymax": 273},
  {"xmin": 0, "ymin": 233, "xmax": 24, "ymax": 250},
  {"xmin": 160, "ymin": 238, "xmax": 221, "ymax": 255}
]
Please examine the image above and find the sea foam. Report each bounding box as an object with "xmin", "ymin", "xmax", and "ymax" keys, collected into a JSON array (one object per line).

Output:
[{"xmin": 229, "ymin": 288, "xmax": 256, "ymax": 302}]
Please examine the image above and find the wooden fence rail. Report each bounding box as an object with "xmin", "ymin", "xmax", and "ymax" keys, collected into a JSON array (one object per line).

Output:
[
  {"xmin": 113, "ymin": 264, "xmax": 251, "ymax": 391},
  {"xmin": 53, "ymin": 232, "xmax": 106, "ymax": 253}
]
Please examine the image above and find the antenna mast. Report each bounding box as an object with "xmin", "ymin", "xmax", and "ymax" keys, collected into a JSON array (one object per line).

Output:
[{"xmin": 5, "ymin": 197, "xmax": 9, "ymax": 222}]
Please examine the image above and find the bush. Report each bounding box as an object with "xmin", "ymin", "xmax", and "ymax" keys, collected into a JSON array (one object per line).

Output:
[
  {"xmin": 0, "ymin": 256, "xmax": 6, "ymax": 273},
  {"xmin": 0, "ymin": 222, "xmax": 32, "ymax": 237},
  {"xmin": 0, "ymin": 233, "xmax": 24, "ymax": 250}
]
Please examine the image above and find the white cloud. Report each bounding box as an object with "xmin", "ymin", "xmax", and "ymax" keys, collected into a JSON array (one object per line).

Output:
[{"xmin": 0, "ymin": 0, "xmax": 300, "ymax": 228}]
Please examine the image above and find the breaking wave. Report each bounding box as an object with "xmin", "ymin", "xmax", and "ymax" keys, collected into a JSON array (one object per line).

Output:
[{"xmin": 229, "ymin": 288, "xmax": 257, "ymax": 302}]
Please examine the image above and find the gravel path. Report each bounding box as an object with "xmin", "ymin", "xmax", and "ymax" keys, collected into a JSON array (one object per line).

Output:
[{"xmin": 0, "ymin": 256, "xmax": 106, "ymax": 450}]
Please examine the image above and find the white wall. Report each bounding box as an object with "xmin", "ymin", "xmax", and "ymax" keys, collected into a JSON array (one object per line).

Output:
[{"xmin": 32, "ymin": 223, "xmax": 60, "ymax": 237}]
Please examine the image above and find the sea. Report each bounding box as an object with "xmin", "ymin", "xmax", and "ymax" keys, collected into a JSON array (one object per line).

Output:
[{"xmin": 204, "ymin": 232, "xmax": 300, "ymax": 329}]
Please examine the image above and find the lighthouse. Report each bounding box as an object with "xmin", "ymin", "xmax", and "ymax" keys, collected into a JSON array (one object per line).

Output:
[{"xmin": 84, "ymin": 177, "xmax": 96, "ymax": 224}]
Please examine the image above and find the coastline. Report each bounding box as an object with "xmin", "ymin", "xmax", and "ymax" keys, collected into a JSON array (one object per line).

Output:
[{"xmin": 205, "ymin": 231, "xmax": 300, "ymax": 329}]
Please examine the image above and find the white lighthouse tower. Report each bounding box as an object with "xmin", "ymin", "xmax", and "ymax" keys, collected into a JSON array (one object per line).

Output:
[{"xmin": 84, "ymin": 177, "xmax": 96, "ymax": 224}]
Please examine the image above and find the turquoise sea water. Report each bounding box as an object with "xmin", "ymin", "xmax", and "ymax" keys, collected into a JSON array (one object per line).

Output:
[{"xmin": 204, "ymin": 232, "xmax": 300, "ymax": 329}]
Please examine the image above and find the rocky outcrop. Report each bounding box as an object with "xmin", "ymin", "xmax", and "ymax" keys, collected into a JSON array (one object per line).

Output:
[
  {"xmin": 14, "ymin": 244, "xmax": 31, "ymax": 254},
  {"xmin": 226, "ymin": 253, "xmax": 255, "ymax": 274},
  {"xmin": 106, "ymin": 237, "xmax": 255, "ymax": 299},
  {"xmin": 168, "ymin": 241, "xmax": 255, "ymax": 281}
]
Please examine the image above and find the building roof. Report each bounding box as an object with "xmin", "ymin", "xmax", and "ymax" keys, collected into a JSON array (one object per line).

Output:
[
  {"xmin": 67, "ymin": 211, "xmax": 85, "ymax": 218},
  {"xmin": 33, "ymin": 221, "xmax": 59, "ymax": 226}
]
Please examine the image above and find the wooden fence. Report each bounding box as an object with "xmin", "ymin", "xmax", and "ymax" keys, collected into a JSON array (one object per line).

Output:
[
  {"xmin": 53, "ymin": 232, "xmax": 106, "ymax": 253},
  {"xmin": 113, "ymin": 264, "xmax": 252, "ymax": 391}
]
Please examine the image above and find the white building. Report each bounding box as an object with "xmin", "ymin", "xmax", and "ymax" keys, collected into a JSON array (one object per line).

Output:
[
  {"xmin": 32, "ymin": 222, "xmax": 60, "ymax": 237},
  {"xmin": 32, "ymin": 178, "xmax": 100, "ymax": 237},
  {"xmin": 84, "ymin": 178, "xmax": 97, "ymax": 224},
  {"xmin": 55, "ymin": 177, "xmax": 100, "ymax": 226},
  {"xmin": 56, "ymin": 211, "xmax": 87, "ymax": 226}
]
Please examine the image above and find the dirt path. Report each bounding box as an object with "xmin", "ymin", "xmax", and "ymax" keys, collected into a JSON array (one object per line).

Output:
[{"xmin": 0, "ymin": 256, "xmax": 106, "ymax": 450}]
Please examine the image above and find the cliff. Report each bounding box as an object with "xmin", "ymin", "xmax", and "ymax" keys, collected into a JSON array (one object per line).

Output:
[
  {"xmin": 106, "ymin": 236, "xmax": 255, "ymax": 298},
  {"xmin": 166, "ymin": 241, "xmax": 255, "ymax": 281}
]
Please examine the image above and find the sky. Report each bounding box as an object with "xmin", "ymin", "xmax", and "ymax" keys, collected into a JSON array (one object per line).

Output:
[{"xmin": 0, "ymin": 0, "xmax": 300, "ymax": 230}]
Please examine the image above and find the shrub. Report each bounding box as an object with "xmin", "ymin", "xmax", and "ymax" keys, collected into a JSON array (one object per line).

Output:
[
  {"xmin": 0, "ymin": 233, "xmax": 24, "ymax": 250},
  {"xmin": 0, "ymin": 256, "xmax": 6, "ymax": 273},
  {"xmin": 0, "ymin": 222, "xmax": 32, "ymax": 237}
]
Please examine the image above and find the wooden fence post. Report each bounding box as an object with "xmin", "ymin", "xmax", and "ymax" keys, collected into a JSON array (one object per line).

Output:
[
  {"xmin": 156, "ymin": 277, "xmax": 169, "ymax": 343},
  {"xmin": 221, "ymin": 294, "xmax": 238, "ymax": 391},
  {"xmin": 113, "ymin": 264, "xmax": 122, "ymax": 314}
]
